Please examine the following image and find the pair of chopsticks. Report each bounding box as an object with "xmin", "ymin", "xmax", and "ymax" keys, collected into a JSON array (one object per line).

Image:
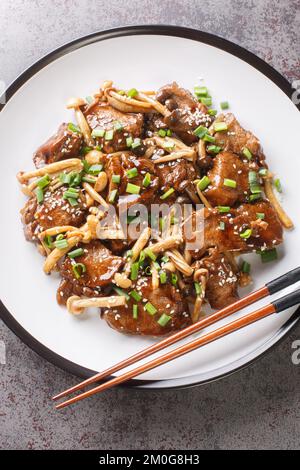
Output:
[{"xmin": 53, "ymin": 267, "xmax": 300, "ymax": 409}]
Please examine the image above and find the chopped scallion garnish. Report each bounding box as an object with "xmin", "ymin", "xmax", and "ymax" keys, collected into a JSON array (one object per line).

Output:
[
  {"xmin": 208, "ymin": 109, "xmax": 217, "ymax": 116},
  {"xmin": 219, "ymin": 221, "xmax": 225, "ymax": 230},
  {"xmin": 72, "ymin": 263, "xmax": 86, "ymax": 279},
  {"xmin": 131, "ymin": 138, "xmax": 141, "ymax": 149},
  {"xmin": 113, "ymin": 286, "xmax": 130, "ymax": 300},
  {"xmin": 160, "ymin": 188, "xmax": 175, "ymax": 200},
  {"xmin": 114, "ymin": 121, "xmax": 124, "ymax": 131},
  {"xmin": 194, "ymin": 86, "xmax": 208, "ymax": 97},
  {"xmin": 157, "ymin": 313, "xmax": 171, "ymax": 327},
  {"xmin": 240, "ymin": 228, "xmax": 252, "ymax": 239},
  {"xmin": 127, "ymin": 88, "xmax": 138, "ymax": 98},
  {"xmin": 91, "ymin": 128, "xmax": 105, "ymax": 138},
  {"xmin": 68, "ymin": 248, "xmax": 84, "ymax": 258},
  {"xmin": 133, "ymin": 304, "xmax": 138, "ymax": 319},
  {"xmin": 207, "ymin": 145, "xmax": 222, "ymax": 154},
  {"xmin": 159, "ymin": 271, "xmax": 167, "ymax": 284},
  {"xmin": 203, "ymin": 133, "xmax": 215, "ymax": 143},
  {"xmin": 88, "ymin": 164, "xmax": 103, "ymax": 175},
  {"xmin": 126, "ymin": 167, "xmax": 138, "ymax": 179},
  {"xmin": 256, "ymin": 213, "xmax": 265, "ymax": 220},
  {"xmin": 130, "ymin": 262, "xmax": 139, "ymax": 281},
  {"xmin": 35, "ymin": 187, "xmax": 44, "ymax": 203},
  {"xmin": 214, "ymin": 122, "xmax": 228, "ymax": 132},
  {"xmin": 217, "ymin": 206, "xmax": 231, "ymax": 213},
  {"xmin": 274, "ymin": 178, "xmax": 282, "ymax": 193},
  {"xmin": 194, "ymin": 282, "xmax": 202, "ymax": 295},
  {"xmin": 259, "ymin": 248, "xmax": 278, "ymax": 263},
  {"xmin": 197, "ymin": 176, "xmax": 211, "ymax": 191},
  {"xmin": 108, "ymin": 189, "xmax": 118, "ymax": 203},
  {"xmin": 220, "ymin": 101, "xmax": 229, "ymax": 110},
  {"xmin": 104, "ymin": 130, "xmax": 114, "ymax": 141},
  {"xmin": 142, "ymin": 172, "xmax": 151, "ymax": 188},
  {"xmin": 224, "ymin": 178, "xmax": 237, "ymax": 189},
  {"xmin": 145, "ymin": 302, "xmax": 157, "ymax": 316},
  {"xmin": 242, "ymin": 147, "xmax": 252, "ymax": 160},
  {"xmin": 130, "ymin": 290, "xmax": 142, "ymax": 302},
  {"xmin": 144, "ymin": 247, "xmax": 157, "ymax": 261},
  {"xmin": 200, "ymin": 96, "xmax": 212, "ymax": 106},
  {"xmin": 193, "ymin": 125, "xmax": 208, "ymax": 139},
  {"xmin": 126, "ymin": 183, "xmax": 141, "ymax": 195},
  {"xmin": 112, "ymin": 174, "xmax": 121, "ymax": 184},
  {"xmin": 241, "ymin": 260, "xmax": 251, "ymax": 273},
  {"xmin": 54, "ymin": 238, "xmax": 69, "ymax": 250},
  {"xmin": 126, "ymin": 136, "xmax": 133, "ymax": 147},
  {"xmin": 37, "ymin": 174, "xmax": 50, "ymax": 189},
  {"xmin": 158, "ymin": 129, "xmax": 167, "ymax": 137},
  {"xmin": 171, "ymin": 273, "xmax": 178, "ymax": 285},
  {"xmin": 68, "ymin": 123, "xmax": 81, "ymax": 133}
]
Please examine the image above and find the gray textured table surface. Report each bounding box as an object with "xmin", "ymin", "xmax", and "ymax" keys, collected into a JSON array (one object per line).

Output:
[{"xmin": 1, "ymin": 0, "xmax": 299, "ymax": 450}]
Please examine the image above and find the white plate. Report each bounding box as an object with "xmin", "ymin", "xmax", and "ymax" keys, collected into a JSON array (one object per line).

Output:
[{"xmin": 0, "ymin": 26, "xmax": 299, "ymax": 389}]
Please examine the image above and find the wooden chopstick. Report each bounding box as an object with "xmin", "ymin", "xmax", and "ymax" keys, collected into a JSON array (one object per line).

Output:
[
  {"xmin": 55, "ymin": 287, "xmax": 300, "ymax": 409},
  {"xmin": 53, "ymin": 267, "xmax": 300, "ymax": 403}
]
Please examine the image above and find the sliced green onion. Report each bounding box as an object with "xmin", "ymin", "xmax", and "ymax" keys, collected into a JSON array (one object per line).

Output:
[
  {"xmin": 249, "ymin": 194, "xmax": 262, "ymax": 202},
  {"xmin": 224, "ymin": 178, "xmax": 237, "ymax": 189},
  {"xmin": 59, "ymin": 173, "xmax": 71, "ymax": 184},
  {"xmin": 82, "ymin": 175, "xmax": 97, "ymax": 184},
  {"xmin": 126, "ymin": 136, "xmax": 133, "ymax": 147},
  {"xmin": 142, "ymin": 172, "xmax": 151, "ymax": 188},
  {"xmin": 214, "ymin": 122, "xmax": 228, "ymax": 132},
  {"xmin": 130, "ymin": 262, "xmax": 139, "ymax": 281},
  {"xmin": 159, "ymin": 218, "xmax": 165, "ymax": 232},
  {"xmin": 83, "ymin": 159, "xmax": 91, "ymax": 173},
  {"xmin": 85, "ymin": 95, "xmax": 93, "ymax": 104},
  {"xmin": 197, "ymin": 176, "xmax": 211, "ymax": 191},
  {"xmin": 219, "ymin": 221, "xmax": 225, "ymax": 230},
  {"xmin": 108, "ymin": 189, "xmax": 118, "ymax": 203},
  {"xmin": 200, "ymin": 96, "xmax": 212, "ymax": 106},
  {"xmin": 104, "ymin": 130, "xmax": 114, "ymax": 141},
  {"xmin": 240, "ymin": 228, "xmax": 252, "ymax": 239},
  {"xmin": 259, "ymin": 168, "xmax": 268, "ymax": 176},
  {"xmin": 63, "ymin": 189, "xmax": 79, "ymax": 200},
  {"xmin": 145, "ymin": 302, "xmax": 157, "ymax": 316},
  {"xmin": 256, "ymin": 213, "xmax": 265, "ymax": 220},
  {"xmin": 274, "ymin": 178, "xmax": 282, "ymax": 193},
  {"xmin": 193, "ymin": 125, "xmax": 208, "ymax": 139},
  {"xmin": 208, "ymin": 109, "xmax": 217, "ymax": 116},
  {"xmin": 112, "ymin": 174, "xmax": 121, "ymax": 184},
  {"xmin": 68, "ymin": 248, "xmax": 84, "ymax": 258},
  {"xmin": 158, "ymin": 129, "xmax": 167, "ymax": 137},
  {"xmin": 194, "ymin": 86, "xmax": 208, "ymax": 97},
  {"xmin": 114, "ymin": 121, "xmax": 124, "ymax": 131},
  {"xmin": 37, "ymin": 174, "xmax": 50, "ymax": 189},
  {"xmin": 91, "ymin": 128, "xmax": 105, "ymax": 138},
  {"xmin": 166, "ymin": 129, "xmax": 172, "ymax": 136},
  {"xmin": 220, "ymin": 101, "xmax": 229, "ymax": 110},
  {"xmin": 127, "ymin": 88, "xmax": 138, "ymax": 98},
  {"xmin": 241, "ymin": 260, "xmax": 251, "ymax": 273},
  {"xmin": 217, "ymin": 206, "xmax": 231, "ymax": 213},
  {"xmin": 35, "ymin": 187, "xmax": 44, "ymax": 203},
  {"xmin": 161, "ymin": 256, "xmax": 169, "ymax": 263},
  {"xmin": 131, "ymin": 138, "xmax": 141, "ymax": 149},
  {"xmin": 126, "ymin": 183, "xmax": 141, "ymax": 195},
  {"xmin": 157, "ymin": 313, "xmax": 171, "ymax": 327},
  {"xmin": 56, "ymin": 234, "xmax": 64, "ymax": 241},
  {"xmin": 113, "ymin": 286, "xmax": 130, "ymax": 300},
  {"xmin": 203, "ymin": 133, "xmax": 215, "ymax": 143},
  {"xmin": 171, "ymin": 273, "xmax": 178, "ymax": 285},
  {"xmin": 207, "ymin": 145, "xmax": 222, "ymax": 154},
  {"xmin": 133, "ymin": 304, "xmax": 138, "ymax": 320},
  {"xmin": 44, "ymin": 235, "xmax": 53, "ymax": 248},
  {"xmin": 54, "ymin": 239, "xmax": 69, "ymax": 250},
  {"xmin": 126, "ymin": 249, "xmax": 133, "ymax": 258},
  {"xmin": 159, "ymin": 271, "xmax": 167, "ymax": 284},
  {"xmin": 139, "ymin": 250, "xmax": 146, "ymax": 263},
  {"xmin": 88, "ymin": 164, "xmax": 103, "ymax": 175},
  {"xmin": 242, "ymin": 147, "xmax": 252, "ymax": 160},
  {"xmin": 72, "ymin": 263, "xmax": 86, "ymax": 279},
  {"xmin": 117, "ymin": 90, "xmax": 126, "ymax": 95},
  {"xmin": 160, "ymin": 188, "xmax": 175, "ymax": 200},
  {"xmin": 126, "ymin": 167, "xmax": 138, "ymax": 179},
  {"xmin": 81, "ymin": 146, "xmax": 93, "ymax": 155},
  {"xmin": 144, "ymin": 247, "xmax": 157, "ymax": 261},
  {"xmin": 194, "ymin": 282, "xmax": 202, "ymax": 295},
  {"xmin": 248, "ymin": 171, "xmax": 262, "ymax": 194},
  {"xmin": 130, "ymin": 290, "xmax": 142, "ymax": 302},
  {"xmin": 259, "ymin": 248, "xmax": 278, "ymax": 263},
  {"xmin": 69, "ymin": 172, "xmax": 82, "ymax": 187},
  {"xmin": 68, "ymin": 123, "xmax": 81, "ymax": 133}
]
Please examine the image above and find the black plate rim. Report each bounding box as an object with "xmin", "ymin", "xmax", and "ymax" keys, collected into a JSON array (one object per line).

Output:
[{"xmin": 0, "ymin": 24, "xmax": 299, "ymax": 390}]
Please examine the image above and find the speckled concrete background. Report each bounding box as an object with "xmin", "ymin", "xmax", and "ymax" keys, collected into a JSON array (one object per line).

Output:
[{"xmin": 1, "ymin": 0, "xmax": 300, "ymax": 450}]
